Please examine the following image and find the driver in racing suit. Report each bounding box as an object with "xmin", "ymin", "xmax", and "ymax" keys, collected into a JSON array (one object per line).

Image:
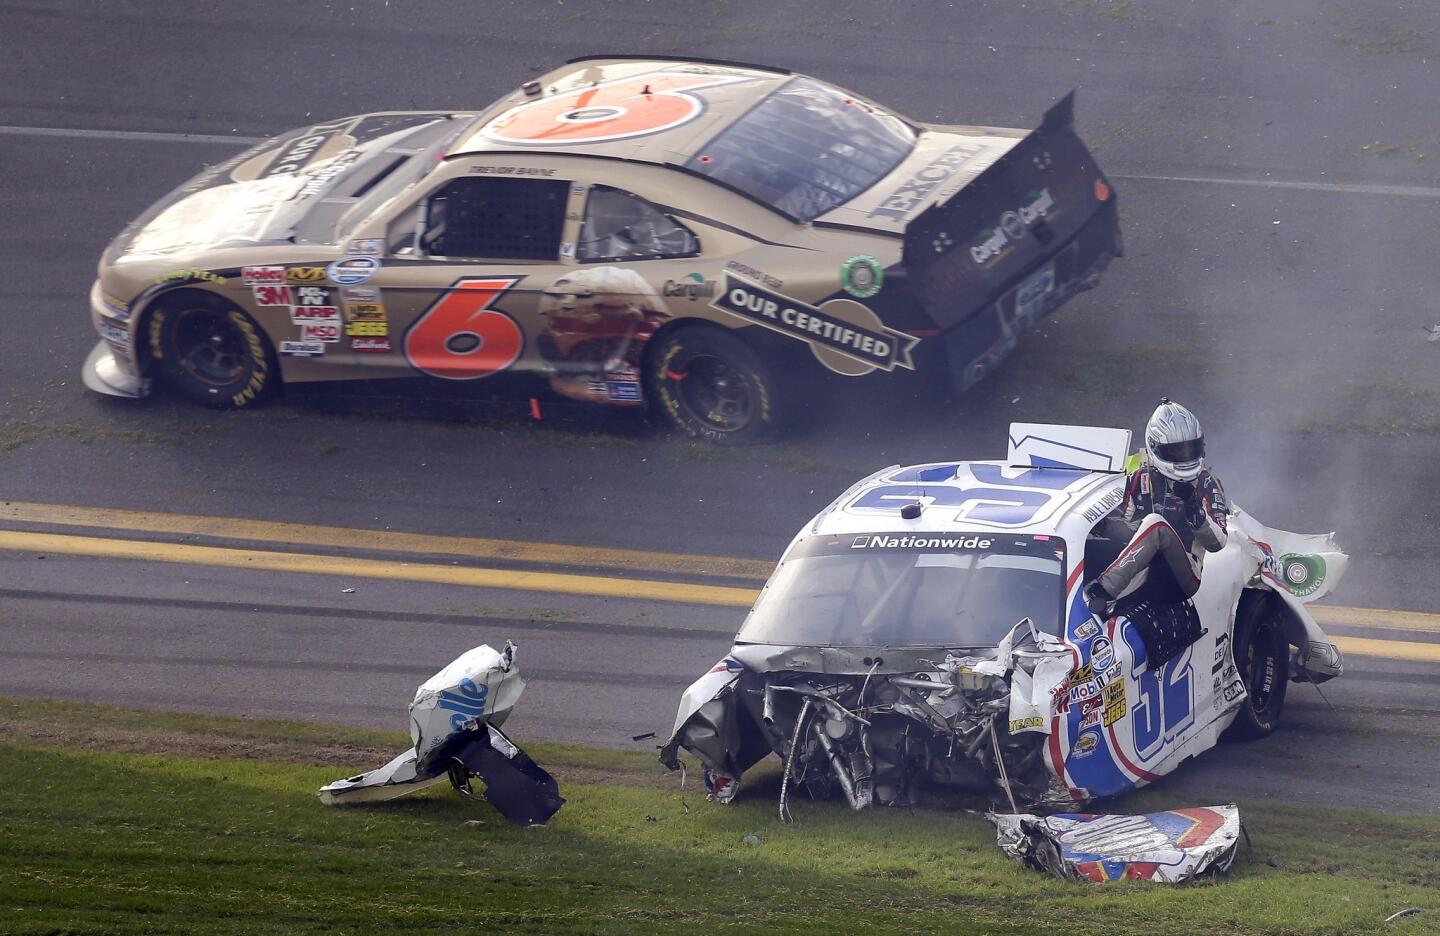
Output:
[{"xmin": 1084, "ymin": 399, "xmax": 1229, "ymax": 618}]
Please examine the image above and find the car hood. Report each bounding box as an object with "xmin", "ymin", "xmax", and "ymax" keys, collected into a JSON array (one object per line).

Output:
[
  {"xmin": 814, "ymin": 128, "xmax": 1024, "ymax": 234},
  {"xmin": 107, "ymin": 112, "xmax": 466, "ymax": 261}
]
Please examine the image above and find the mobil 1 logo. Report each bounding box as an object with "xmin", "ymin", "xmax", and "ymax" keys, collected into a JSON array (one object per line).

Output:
[{"xmin": 709, "ymin": 273, "xmax": 919, "ymax": 377}]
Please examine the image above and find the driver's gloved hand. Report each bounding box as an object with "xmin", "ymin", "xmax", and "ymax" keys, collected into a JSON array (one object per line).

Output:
[{"xmin": 1083, "ymin": 581, "xmax": 1114, "ymax": 618}]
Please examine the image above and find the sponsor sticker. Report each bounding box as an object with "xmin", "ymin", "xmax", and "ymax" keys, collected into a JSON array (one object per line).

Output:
[
  {"xmin": 1074, "ymin": 619, "xmax": 1100, "ymax": 640},
  {"xmin": 291, "ymin": 305, "xmax": 340, "ymax": 325},
  {"xmin": 867, "ymin": 142, "xmax": 991, "ymax": 222},
  {"xmin": 327, "ymin": 256, "xmax": 380, "ymax": 286},
  {"xmin": 155, "ymin": 268, "xmax": 225, "ymax": 286},
  {"xmin": 1101, "ymin": 679, "xmax": 1126, "ymax": 727},
  {"xmin": 1091, "ymin": 635, "xmax": 1115, "ymax": 673},
  {"xmin": 242, "ymin": 266, "xmax": 286, "ymax": 286},
  {"xmin": 606, "ymin": 380, "xmax": 642, "ymax": 402},
  {"xmin": 1279, "ymin": 553, "xmax": 1325, "ymax": 598},
  {"xmin": 98, "ymin": 320, "xmax": 131, "ymax": 349},
  {"xmin": 291, "ymin": 149, "xmax": 362, "ymax": 200},
  {"xmin": 280, "ymin": 340, "xmax": 325, "ymax": 356},
  {"xmin": 293, "ymin": 285, "xmax": 333, "ymax": 307},
  {"xmin": 724, "ymin": 259, "xmax": 782, "ymax": 289},
  {"xmin": 840, "ymin": 255, "xmax": 884, "ymax": 298},
  {"xmin": 347, "ymin": 238, "xmax": 383, "ymax": 256},
  {"xmin": 1015, "ymin": 262, "xmax": 1056, "ymax": 321},
  {"xmin": 260, "ymin": 119, "xmax": 355, "ymax": 178},
  {"xmin": 252, "ymin": 285, "xmax": 293, "ymax": 307},
  {"xmin": 300, "ymin": 321, "xmax": 342, "ymax": 343},
  {"xmin": 351, "ymin": 336, "xmax": 392, "ymax": 353},
  {"xmin": 345, "ymin": 320, "xmax": 388, "ymax": 337},
  {"xmin": 1008, "ymin": 715, "xmax": 1044, "ymax": 733},
  {"xmin": 850, "ymin": 534, "xmax": 993, "ymax": 550},
  {"xmin": 969, "ymin": 188, "xmax": 1058, "ymax": 267},
  {"xmin": 662, "ymin": 274, "xmax": 718, "ymax": 301},
  {"xmin": 711, "ymin": 273, "xmax": 918, "ymax": 374},
  {"xmin": 286, "ymin": 266, "xmax": 327, "ymax": 285},
  {"xmin": 1071, "ymin": 729, "xmax": 1100, "ymax": 758}
]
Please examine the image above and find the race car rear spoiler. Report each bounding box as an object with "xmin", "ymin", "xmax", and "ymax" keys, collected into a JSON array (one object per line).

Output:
[{"xmin": 902, "ymin": 93, "xmax": 1123, "ymax": 391}]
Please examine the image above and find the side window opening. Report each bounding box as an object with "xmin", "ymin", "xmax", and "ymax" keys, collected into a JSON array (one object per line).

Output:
[
  {"xmin": 421, "ymin": 177, "xmax": 568, "ymax": 260},
  {"xmin": 577, "ymin": 185, "xmax": 699, "ymax": 262}
]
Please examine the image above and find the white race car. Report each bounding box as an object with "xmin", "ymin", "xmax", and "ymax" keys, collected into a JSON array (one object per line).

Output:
[{"xmin": 662, "ymin": 423, "xmax": 1346, "ymax": 811}]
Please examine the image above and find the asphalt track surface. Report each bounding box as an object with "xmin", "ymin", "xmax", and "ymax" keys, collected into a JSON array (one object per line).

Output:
[{"xmin": 1, "ymin": 1, "xmax": 1437, "ymax": 812}]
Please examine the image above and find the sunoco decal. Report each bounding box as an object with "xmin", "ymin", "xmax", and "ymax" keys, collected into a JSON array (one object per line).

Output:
[
  {"xmin": 710, "ymin": 273, "xmax": 918, "ymax": 376},
  {"xmin": 840, "ymin": 255, "xmax": 884, "ymax": 298}
]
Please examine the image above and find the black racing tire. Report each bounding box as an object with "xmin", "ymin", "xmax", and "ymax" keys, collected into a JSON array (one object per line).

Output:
[
  {"xmin": 1222, "ymin": 594, "xmax": 1290, "ymax": 741},
  {"xmin": 645, "ymin": 326, "xmax": 781, "ymax": 444},
  {"xmin": 148, "ymin": 291, "xmax": 277, "ymax": 409}
]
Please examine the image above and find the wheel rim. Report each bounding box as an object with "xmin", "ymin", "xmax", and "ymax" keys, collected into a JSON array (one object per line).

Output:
[
  {"xmin": 172, "ymin": 307, "xmax": 250, "ymax": 387},
  {"xmin": 1246, "ymin": 620, "xmax": 1281, "ymax": 716},
  {"xmin": 672, "ymin": 353, "xmax": 755, "ymax": 434}
]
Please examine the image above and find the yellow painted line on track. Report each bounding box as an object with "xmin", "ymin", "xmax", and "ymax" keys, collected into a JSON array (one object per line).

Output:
[
  {"xmin": 0, "ymin": 500, "xmax": 773, "ymax": 580},
  {"xmin": 1309, "ymin": 605, "xmax": 1440, "ymax": 636},
  {"xmin": 0, "ymin": 530, "xmax": 761, "ymax": 609},
  {"xmin": 1330, "ymin": 636, "xmax": 1440, "ymax": 665},
  {"xmin": 4, "ymin": 501, "xmax": 1440, "ymax": 658}
]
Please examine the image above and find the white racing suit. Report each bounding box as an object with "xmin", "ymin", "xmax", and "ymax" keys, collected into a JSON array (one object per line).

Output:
[{"xmin": 1096, "ymin": 457, "xmax": 1228, "ymax": 606}]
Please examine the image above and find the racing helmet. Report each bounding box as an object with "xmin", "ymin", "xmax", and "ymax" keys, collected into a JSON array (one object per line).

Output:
[{"xmin": 1145, "ymin": 398, "xmax": 1205, "ymax": 481}]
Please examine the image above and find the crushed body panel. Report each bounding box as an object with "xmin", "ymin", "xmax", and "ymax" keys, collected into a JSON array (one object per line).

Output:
[
  {"xmin": 989, "ymin": 805, "xmax": 1241, "ymax": 883},
  {"xmin": 320, "ymin": 641, "xmax": 564, "ymax": 824}
]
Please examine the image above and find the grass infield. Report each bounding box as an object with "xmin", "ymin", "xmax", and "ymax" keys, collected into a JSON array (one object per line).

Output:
[{"xmin": 0, "ymin": 698, "xmax": 1435, "ymax": 935}]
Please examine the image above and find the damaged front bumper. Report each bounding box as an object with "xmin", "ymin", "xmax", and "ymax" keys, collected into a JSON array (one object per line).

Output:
[{"xmin": 662, "ymin": 619, "xmax": 1074, "ymax": 815}]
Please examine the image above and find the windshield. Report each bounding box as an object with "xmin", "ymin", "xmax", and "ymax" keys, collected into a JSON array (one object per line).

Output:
[
  {"xmin": 685, "ymin": 77, "xmax": 916, "ymax": 221},
  {"xmin": 737, "ymin": 533, "xmax": 1066, "ymax": 648}
]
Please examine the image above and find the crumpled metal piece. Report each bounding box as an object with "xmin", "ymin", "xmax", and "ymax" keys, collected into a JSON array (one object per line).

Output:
[
  {"xmin": 319, "ymin": 641, "xmax": 564, "ymax": 825},
  {"xmin": 988, "ymin": 805, "xmax": 1241, "ymax": 883}
]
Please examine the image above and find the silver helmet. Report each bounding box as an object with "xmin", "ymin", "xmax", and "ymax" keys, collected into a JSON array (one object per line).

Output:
[{"xmin": 1146, "ymin": 398, "xmax": 1205, "ymax": 481}]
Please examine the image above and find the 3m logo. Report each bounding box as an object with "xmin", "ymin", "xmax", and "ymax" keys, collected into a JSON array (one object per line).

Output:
[
  {"xmin": 482, "ymin": 72, "xmax": 756, "ymax": 146},
  {"xmin": 252, "ymin": 285, "xmax": 292, "ymax": 307}
]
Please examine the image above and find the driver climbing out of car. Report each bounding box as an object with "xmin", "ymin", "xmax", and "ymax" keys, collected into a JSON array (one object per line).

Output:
[{"xmin": 1084, "ymin": 398, "xmax": 1229, "ymax": 621}]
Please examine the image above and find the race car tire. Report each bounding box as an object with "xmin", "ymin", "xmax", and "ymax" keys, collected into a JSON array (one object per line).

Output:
[
  {"xmin": 1222, "ymin": 593, "xmax": 1289, "ymax": 741},
  {"xmin": 646, "ymin": 326, "xmax": 780, "ymax": 444},
  {"xmin": 149, "ymin": 291, "xmax": 277, "ymax": 409}
]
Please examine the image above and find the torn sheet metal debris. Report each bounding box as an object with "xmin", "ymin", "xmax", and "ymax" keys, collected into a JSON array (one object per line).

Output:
[
  {"xmin": 988, "ymin": 805, "xmax": 1241, "ymax": 883},
  {"xmin": 318, "ymin": 641, "xmax": 564, "ymax": 826}
]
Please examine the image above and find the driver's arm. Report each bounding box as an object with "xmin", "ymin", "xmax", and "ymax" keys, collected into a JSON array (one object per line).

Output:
[{"xmin": 1189, "ymin": 472, "xmax": 1229, "ymax": 552}]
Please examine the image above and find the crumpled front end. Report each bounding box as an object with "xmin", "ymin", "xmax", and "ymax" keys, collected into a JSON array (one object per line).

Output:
[{"xmin": 663, "ymin": 620, "xmax": 1074, "ymax": 814}]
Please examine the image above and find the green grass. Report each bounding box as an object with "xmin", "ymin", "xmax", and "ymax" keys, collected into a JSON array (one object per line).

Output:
[{"xmin": 0, "ymin": 698, "xmax": 1436, "ymax": 935}]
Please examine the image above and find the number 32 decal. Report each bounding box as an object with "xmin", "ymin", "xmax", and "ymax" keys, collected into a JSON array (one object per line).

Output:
[{"xmin": 405, "ymin": 277, "xmax": 524, "ymax": 380}]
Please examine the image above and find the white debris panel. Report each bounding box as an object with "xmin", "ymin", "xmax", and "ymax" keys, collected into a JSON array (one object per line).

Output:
[{"xmin": 988, "ymin": 805, "xmax": 1241, "ymax": 882}]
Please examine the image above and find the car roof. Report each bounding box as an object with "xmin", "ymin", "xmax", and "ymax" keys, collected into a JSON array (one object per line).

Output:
[
  {"xmin": 807, "ymin": 460, "xmax": 1125, "ymax": 541},
  {"xmin": 450, "ymin": 57, "xmax": 802, "ymax": 167}
]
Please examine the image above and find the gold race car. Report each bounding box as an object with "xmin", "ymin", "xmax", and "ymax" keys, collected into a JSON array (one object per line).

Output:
[{"xmin": 84, "ymin": 56, "xmax": 1121, "ymax": 442}]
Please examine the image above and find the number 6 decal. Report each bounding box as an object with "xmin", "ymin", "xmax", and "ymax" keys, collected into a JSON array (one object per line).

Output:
[
  {"xmin": 405, "ymin": 277, "xmax": 524, "ymax": 380},
  {"xmin": 482, "ymin": 72, "xmax": 754, "ymax": 146}
]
